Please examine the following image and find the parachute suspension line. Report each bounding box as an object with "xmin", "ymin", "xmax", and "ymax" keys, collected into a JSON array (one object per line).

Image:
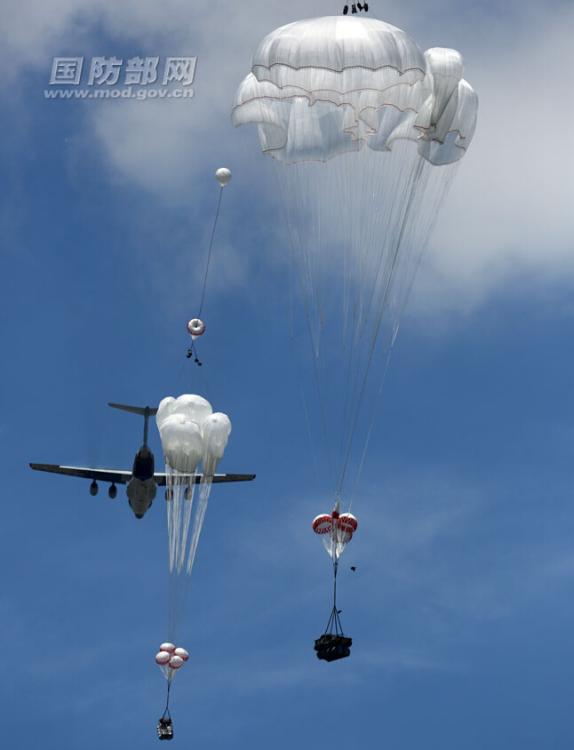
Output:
[
  {"xmin": 333, "ymin": 557, "xmax": 339, "ymax": 618},
  {"xmin": 300, "ymin": 382, "xmax": 322, "ymax": 485},
  {"xmin": 165, "ymin": 466, "xmax": 217, "ymax": 639},
  {"xmin": 338, "ymin": 151, "xmax": 393, "ymax": 490},
  {"xmin": 278, "ymin": 146, "xmax": 426, "ymax": 504},
  {"xmin": 275, "ymin": 164, "xmax": 336, "ymax": 483},
  {"xmin": 186, "ymin": 472, "xmax": 214, "ymax": 575},
  {"xmin": 197, "ymin": 185, "xmax": 224, "ymax": 318},
  {"xmin": 335, "ymin": 156, "xmax": 426, "ymax": 499},
  {"xmin": 348, "ymin": 163, "xmax": 460, "ymax": 510},
  {"xmin": 348, "ymin": 338, "xmax": 396, "ymax": 513},
  {"xmin": 324, "ymin": 557, "xmax": 344, "ymax": 636},
  {"xmin": 162, "ymin": 679, "xmax": 173, "ymax": 721},
  {"xmin": 342, "ymin": 158, "xmax": 423, "ymax": 503}
]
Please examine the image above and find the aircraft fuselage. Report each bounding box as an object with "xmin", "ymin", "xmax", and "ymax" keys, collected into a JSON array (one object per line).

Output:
[{"xmin": 127, "ymin": 445, "xmax": 157, "ymax": 518}]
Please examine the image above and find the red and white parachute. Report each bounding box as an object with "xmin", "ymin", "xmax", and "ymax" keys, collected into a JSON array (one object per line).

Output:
[
  {"xmin": 312, "ymin": 503, "xmax": 358, "ymax": 561},
  {"xmin": 155, "ymin": 642, "xmax": 190, "ymax": 682}
]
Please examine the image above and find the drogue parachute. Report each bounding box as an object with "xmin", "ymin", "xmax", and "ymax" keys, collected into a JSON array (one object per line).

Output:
[
  {"xmin": 187, "ymin": 318, "xmax": 206, "ymax": 340},
  {"xmin": 232, "ymin": 14, "xmax": 478, "ymax": 657},
  {"xmin": 215, "ymin": 167, "xmax": 232, "ymax": 187}
]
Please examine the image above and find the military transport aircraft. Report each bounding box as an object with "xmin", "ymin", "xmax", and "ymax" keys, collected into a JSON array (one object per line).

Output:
[{"xmin": 30, "ymin": 402, "xmax": 255, "ymax": 519}]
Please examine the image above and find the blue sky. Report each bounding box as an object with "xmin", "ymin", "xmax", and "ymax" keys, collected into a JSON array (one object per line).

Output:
[{"xmin": 1, "ymin": 1, "xmax": 574, "ymax": 748}]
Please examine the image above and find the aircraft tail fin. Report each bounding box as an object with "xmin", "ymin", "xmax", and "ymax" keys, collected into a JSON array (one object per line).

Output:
[{"xmin": 108, "ymin": 403, "xmax": 158, "ymax": 417}]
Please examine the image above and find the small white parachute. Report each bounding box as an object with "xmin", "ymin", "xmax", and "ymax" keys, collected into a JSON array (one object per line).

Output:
[
  {"xmin": 215, "ymin": 167, "xmax": 232, "ymax": 187},
  {"xmin": 187, "ymin": 318, "xmax": 206, "ymax": 339}
]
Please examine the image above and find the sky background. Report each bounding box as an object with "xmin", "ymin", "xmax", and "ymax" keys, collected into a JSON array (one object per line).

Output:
[{"xmin": 1, "ymin": 1, "xmax": 574, "ymax": 748}]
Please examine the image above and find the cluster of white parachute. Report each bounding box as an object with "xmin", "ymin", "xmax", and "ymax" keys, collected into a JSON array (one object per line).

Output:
[
  {"xmin": 233, "ymin": 15, "xmax": 479, "ymax": 504},
  {"xmin": 157, "ymin": 395, "xmax": 231, "ymax": 479},
  {"xmin": 156, "ymin": 395, "xmax": 231, "ymax": 637},
  {"xmin": 155, "ymin": 642, "xmax": 190, "ymax": 681},
  {"xmin": 232, "ymin": 16, "xmax": 477, "ymax": 166}
]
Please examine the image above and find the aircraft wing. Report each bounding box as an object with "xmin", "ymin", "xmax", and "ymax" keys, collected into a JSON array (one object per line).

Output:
[
  {"xmin": 30, "ymin": 464, "xmax": 132, "ymax": 484},
  {"xmin": 153, "ymin": 473, "xmax": 256, "ymax": 485},
  {"xmin": 30, "ymin": 464, "xmax": 256, "ymax": 485}
]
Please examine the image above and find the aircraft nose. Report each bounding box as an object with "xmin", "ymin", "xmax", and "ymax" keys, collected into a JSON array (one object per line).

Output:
[{"xmin": 135, "ymin": 513, "xmax": 144, "ymax": 519}]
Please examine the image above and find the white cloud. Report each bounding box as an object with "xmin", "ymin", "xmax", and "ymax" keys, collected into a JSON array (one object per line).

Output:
[{"xmin": 415, "ymin": 6, "xmax": 574, "ymax": 314}]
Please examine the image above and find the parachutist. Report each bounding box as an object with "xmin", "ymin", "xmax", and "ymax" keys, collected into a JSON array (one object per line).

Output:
[
  {"xmin": 344, "ymin": 3, "xmax": 367, "ymax": 15},
  {"xmin": 185, "ymin": 345, "xmax": 203, "ymax": 366},
  {"xmin": 350, "ymin": 566, "xmax": 357, "ymax": 572}
]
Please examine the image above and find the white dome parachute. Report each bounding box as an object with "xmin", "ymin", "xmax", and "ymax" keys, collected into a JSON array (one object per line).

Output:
[
  {"xmin": 215, "ymin": 167, "xmax": 232, "ymax": 187},
  {"xmin": 232, "ymin": 15, "xmax": 478, "ymax": 505}
]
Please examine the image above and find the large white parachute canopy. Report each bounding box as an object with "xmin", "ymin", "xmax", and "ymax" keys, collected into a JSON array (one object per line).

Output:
[
  {"xmin": 156, "ymin": 394, "xmax": 232, "ymax": 637},
  {"xmin": 232, "ymin": 16, "xmax": 478, "ymax": 503},
  {"xmin": 232, "ymin": 17, "xmax": 477, "ymax": 165}
]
